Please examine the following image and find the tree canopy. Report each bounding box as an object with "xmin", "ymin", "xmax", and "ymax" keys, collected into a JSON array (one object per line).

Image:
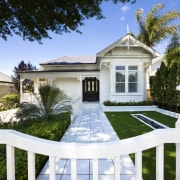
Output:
[
  {"xmin": 165, "ymin": 33, "xmax": 180, "ymax": 67},
  {"xmin": 136, "ymin": 3, "xmax": 180, "ymax": 47},
  {"xmin": 0, "ymin": 0, "xmax": 135, "ymax": 43},
  {"xmin": 11, "ymin": 60, "xmax": 37, "ymax": 93}
]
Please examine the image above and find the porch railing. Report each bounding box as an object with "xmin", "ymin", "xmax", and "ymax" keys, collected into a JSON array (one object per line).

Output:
[{"xmin": 0, "ymin": 117, "xmax": 180, "ymax": 180}]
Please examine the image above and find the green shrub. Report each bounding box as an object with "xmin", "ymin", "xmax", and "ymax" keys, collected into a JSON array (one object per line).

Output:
[
  {"xmin": 0, "ymin": 94, "xmax": 20, "ymax": 111},
  {"xmin": 103, "ymin": 100, "xmax": 154, "ymax": 106},
  {"xmin": 0, "ymin": 113, "xmax": 70, "ymax": 179}
]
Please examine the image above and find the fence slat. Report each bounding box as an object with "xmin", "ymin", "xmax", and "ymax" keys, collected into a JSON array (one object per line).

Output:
[
  {"xmin": 1, "ymin": 128, "xmax": 180, "ymax": 179},
  {"xmin": 93, "ymin": 158, "xmax": 98, "ymax": 180},
  {"xmin": 71, "ymin": 159, "xmax": 77, "ymax": 180},
  {"xmin": 156, "ymin": 144, "xmax": 164, "ymax": 180},
  {"xmin": 49, "ymin": 156, "xmax": 56, "ymax": 180},
  {"xmin": 6, "ymin": 144, "xmax": 15, "ymax": 180},
  {"xmin": 114, "ymin": 156, "xmax": 120, "ymax": 180},
  {"xmin": 28, "ymin": 151, "xmax": 35, "ymax": 180},
  {"xmin": 135, "ymin": 151, "xmax": 142, "ymax": 180}
]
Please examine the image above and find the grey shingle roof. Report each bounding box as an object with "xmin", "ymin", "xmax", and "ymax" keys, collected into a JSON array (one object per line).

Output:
[
  {"xmin": 40, "ymin": 55, "xmax": 97, "ymax": 65},
  {"xmin": 0, "ymin": 72, "xmax": 12, "ymax": 83}
]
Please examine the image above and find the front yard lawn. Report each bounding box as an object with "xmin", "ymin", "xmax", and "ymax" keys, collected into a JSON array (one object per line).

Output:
[
  {"xmin": 105, "ymin": 111, "xmax": 178, "ymax": 180},
  {"xmin": 138, "ymin": 111, "xmax": 177, "ymax": 128}
]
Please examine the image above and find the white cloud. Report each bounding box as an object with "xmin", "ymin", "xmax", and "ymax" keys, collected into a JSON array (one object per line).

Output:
[{"xmin": 121, "ymin": 6, "xmax": 130, "ymax": 13}]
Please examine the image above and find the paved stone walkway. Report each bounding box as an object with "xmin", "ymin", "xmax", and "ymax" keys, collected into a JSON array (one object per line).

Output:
[{"xmin": 37, "ymin": 108, "xmax": 135, "ymax": 180}]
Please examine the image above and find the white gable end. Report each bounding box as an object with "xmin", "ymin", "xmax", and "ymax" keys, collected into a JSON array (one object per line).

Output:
[{"xmin": 97, "ymin": 34, "xmax": 160, "ymax": 58}]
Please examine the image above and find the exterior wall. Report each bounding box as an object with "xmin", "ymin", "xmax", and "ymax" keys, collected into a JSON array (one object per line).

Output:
[
  {"xmin": 0, "ymin": 84, "xmax": 12, "ymax": 97},
  {"xmin": 54, "ymin": 77, "xmax": 81, "ymax": 99},
  {"xmin": 100, "ymin": 65, "xmax": 110, "ymax": 103},
  {"xmin": 0, "ymin": 73, "xmax": 13, "ymax": 97}
]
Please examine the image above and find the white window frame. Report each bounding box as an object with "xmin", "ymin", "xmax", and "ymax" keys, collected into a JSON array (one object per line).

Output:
[{"xmin": 114, "ymin": 65, "xmax": 139, "ymax": 94}]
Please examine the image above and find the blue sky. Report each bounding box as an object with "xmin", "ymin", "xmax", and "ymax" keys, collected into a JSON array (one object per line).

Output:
[{"xmin": 0, "ymin": 0, "xmax": 180, "ymax": 76}]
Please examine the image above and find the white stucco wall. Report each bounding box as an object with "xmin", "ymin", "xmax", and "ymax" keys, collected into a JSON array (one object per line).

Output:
[
  {"xmin": 100, "ymin": 65, "xmax": 110, "ymax": 103},
  {"xmin": 55, "ymin": 77, "xmax": 81, "ymax": 99}
]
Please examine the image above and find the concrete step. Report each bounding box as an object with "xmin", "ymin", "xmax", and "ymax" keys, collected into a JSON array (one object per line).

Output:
[{"xmin": 82, "ymin": 102, "xmax": 100, "ymax": 109}]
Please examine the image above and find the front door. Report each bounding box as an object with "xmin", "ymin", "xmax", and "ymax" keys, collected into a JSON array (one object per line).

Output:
[{"xmin": 83, "ymin": 77, "xmax": 99, "ymax": 101}]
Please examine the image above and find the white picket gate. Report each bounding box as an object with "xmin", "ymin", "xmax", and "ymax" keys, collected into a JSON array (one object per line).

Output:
[{"xmin": 0, "ymin": 117, "xmax": 180, "ymax": 180}]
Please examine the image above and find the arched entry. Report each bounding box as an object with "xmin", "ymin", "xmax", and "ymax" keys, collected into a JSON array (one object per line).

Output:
[{"xmin": 83, "ymin": 77, "xmax": 99, "ymax": 101}]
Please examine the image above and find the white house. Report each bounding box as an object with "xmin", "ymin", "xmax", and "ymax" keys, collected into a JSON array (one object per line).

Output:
[{"xmin": 19, "ymin": 34, "xmax": 160, "ymax": 104}]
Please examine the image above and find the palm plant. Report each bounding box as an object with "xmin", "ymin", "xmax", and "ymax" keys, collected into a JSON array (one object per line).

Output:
[
  {"xmin": 165, "ymin": 33, "xmax": 180, "ymax": 66},
  {"xmin": 20, "ymin": 85, "xmax": 72, "ymax": 120},
  {"xmin": 136, "ymin": 3, "xmax": 180, "ymax": 47}
]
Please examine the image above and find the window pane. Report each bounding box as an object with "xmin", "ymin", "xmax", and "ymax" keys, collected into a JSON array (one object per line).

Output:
[
  {"xmin": 128, "ymin": 83, "xmax": 138, "ymax": 92},
  {"xmin": 116, "ymin": 83, "xmax": 125, "ymax": 93},
  {"xmin": 116, "ymin": 66, "xmax": 125, "ymax": 70},
  {"xmin": 116, "ymin": 72, "xmax": 125, "ymax": 82},
  {"xmin": 128, "ymin": 66, "xmax": 138, "ymax": 70},
  {"xmin": 128, "ymin": 72, "xmax": 138, "ymax": 82}
]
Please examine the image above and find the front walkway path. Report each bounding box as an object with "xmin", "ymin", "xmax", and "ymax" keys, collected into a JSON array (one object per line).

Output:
[{"xmin": 37, "ymin": 108, "xmax": 135, "ymax": 180}]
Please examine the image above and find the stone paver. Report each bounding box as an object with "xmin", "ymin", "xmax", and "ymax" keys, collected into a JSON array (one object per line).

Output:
[{"xmin": 37, "ymin": 108, "xmax": 135, "ymax": 180}]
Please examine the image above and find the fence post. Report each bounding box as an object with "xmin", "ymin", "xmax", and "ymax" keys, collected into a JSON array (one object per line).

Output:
[
  {"xmin": 6, "ymin": 145, "xmax": 15, "ymax": 180},
  {"xmin": 175, "ymin": 115, "xmax": 180, "ymax": 180}
]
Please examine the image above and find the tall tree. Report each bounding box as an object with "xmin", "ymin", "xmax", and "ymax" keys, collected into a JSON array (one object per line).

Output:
[
  {"xmin": 165, "ymin": 33, "xmax": 180, "ymax": 66},
  {"xmin": 167, "ymin": 63, "xmax": 179, "ymax": 110},
  {"xmin": 0, "ymin": 0, "xmax": 135, "ymax": 43},
  {"xmin": 165, "ymin": 33, "xmax": 180, "ymax": 110},
  {"xmin": 11, "ymin": 60, "xmax": 37, "ymax": 93},
  {"xmin": 136, "ymin": 3, "xmax": 180, "ymax": 47}
]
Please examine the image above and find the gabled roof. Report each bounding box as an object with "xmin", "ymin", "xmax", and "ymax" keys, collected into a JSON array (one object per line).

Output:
[
  {"xmin": 0, "ymin": 72, "xmax": 12, "ymax": 83},
  {"xmin": 152, "ymin": 55, "xmax": 165, "ymax": 65},
  {"xmin": 97, "ymin": 33, "xmax": 160, "ymax": 58},
  {"xmin": 40, "ymin": 55, "xmax": 97, "ymax": 65}
]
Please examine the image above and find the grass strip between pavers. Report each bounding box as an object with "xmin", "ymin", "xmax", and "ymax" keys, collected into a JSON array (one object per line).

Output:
[{"xmin": 105, "ymin": 111, "xmax": 178, "ymax": 180}]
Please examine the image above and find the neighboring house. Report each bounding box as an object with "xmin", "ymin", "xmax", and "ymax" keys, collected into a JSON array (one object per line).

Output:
[
  {"xmin": 146, "ymin": 55, "xmax": 165, "ymax": 99},
  {"xmin": 19, "ymin": 34, "xmax": 160, "ymax": 104},
  {"xmin": 149, "ymin": 55, "xmax": 165, "ymax": 76},
  {"xmin": 0, "ymin": 72, "xmax": 13, "ymax": 97}
]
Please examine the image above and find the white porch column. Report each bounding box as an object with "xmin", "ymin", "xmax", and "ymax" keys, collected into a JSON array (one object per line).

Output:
[
  {"xmin": 20, "ymin": 79, "xmax": 24, "ymax": 103},
  {"xmin": 20, "ymin": 79, "xmax": 24, "ymax": 95},
  {"xmin": 34, "ymin": 78, "xmax": 39, "ymax": 93}
]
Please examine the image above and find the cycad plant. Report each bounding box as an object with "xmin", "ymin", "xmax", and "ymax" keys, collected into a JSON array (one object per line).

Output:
[{"xmin": 20, "ymin": 85, "xmax": 72, "ymax": 120}]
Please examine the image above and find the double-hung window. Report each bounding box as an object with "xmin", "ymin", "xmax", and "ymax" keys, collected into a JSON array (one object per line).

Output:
[
  {"xmin": 115, "ymin": 66, "xmax": 125, "ymax": 93},
  {"xmin": 128, "ymin": 66, "xmax": 138, "ymax": 93},
  {"xmin": 115, "ymin": 65, "xmax": 138, "ymax": 93}
]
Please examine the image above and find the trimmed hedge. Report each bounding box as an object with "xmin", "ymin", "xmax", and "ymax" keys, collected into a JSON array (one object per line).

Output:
[
  {"xmin": 0, "ymin": 113, "xmax": 70, "ymax": 179},
  {"xmin": 103, "ymin": 100, "xmax": 154, "ymax": 106}
]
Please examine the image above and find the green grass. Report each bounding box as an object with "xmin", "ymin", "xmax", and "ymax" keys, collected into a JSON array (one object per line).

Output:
[
  {"xmin": 137, "ymin": 111, "xmax": 177, "ymax": 128},
  {"xmin": 0, "ymin": 113, "xmax": 70, "ymax": 180},
  {"xmin": 105, "ymin": 111, "xmax": 177, "ymax": 180}
]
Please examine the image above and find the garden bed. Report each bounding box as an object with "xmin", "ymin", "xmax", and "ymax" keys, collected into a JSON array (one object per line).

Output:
[{"xmin": 0, "ymin": 113, "xmax": 70, "ymax": 179}]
